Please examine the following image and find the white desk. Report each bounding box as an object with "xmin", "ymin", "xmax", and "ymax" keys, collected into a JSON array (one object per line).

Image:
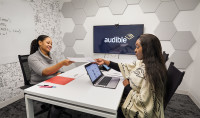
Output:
[{"xmin": 24, "ymin": 64, "xmax": 125, "ymax": 118}]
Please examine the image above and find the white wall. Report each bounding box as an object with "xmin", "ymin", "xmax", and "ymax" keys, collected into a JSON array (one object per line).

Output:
[
  {"xmin": 173, "ymin": 3, "xmax": 200, "ymax": 108},
  {"xmin": 0, "ymin": 0, "xmax": 65, "ymax": 108},
  {"xmin": 188, "ymin": 21, "xmax": 200, "ymax": 108}
]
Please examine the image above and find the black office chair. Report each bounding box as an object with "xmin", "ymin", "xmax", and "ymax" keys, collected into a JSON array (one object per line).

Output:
[
  {"xmin": 18, "ymin": 55, "xmax": 51, "ymax": 117},
  {"xmin": 18, "ymin": 55, "xmax": 33, "ymax": 89},
  {"xmin": 164, "ymin": 62, "xmax": 185, "ymax": 109},
  {"xmin": 163, "ymin": 51, "xmax": 169, "ymax": 63}
]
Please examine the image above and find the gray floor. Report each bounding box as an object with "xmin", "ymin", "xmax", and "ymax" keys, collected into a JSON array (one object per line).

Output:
[{"xmin": 0, "ymin": 93, "xmax": 200, "ymax": 118}]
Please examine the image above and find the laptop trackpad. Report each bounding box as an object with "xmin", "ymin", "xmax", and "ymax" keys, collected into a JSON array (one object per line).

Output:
[{"xmin": 107, "ymin": 77, "xmax": 120, "ymax": 88}]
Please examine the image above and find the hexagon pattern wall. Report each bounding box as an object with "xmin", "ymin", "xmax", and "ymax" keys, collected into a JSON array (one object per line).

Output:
[
  {"xmin": 155, "ymin": 22, "xmax": 177, "ymax": 41},
  {"xmin": 73, "ymin": 25, "xmax": 87, "ymax": 40},
  {"xmin": 72, "ymin": 9, "xmax": 86, "ymax": 25},
  {"xmin": 72, "ymin": 0, "xmax": 86, "ymax": 9},
  {"xmin": 171, "ymin": 31, "xmax": 196, "ymax": 51},
  {"xmin": 97, "ymin": 0, "xmax": 112, "ymax": 7},
  {"xmin": 61, "ymin": 0, "xmax": 200, "ymax": 69},
  {"xmin": 175, "ymin": 0, "xmax": 200, "ymax": 11},
  {"xmin": 126, "ymin": 0, "xmax": 141, "ymax": 5},
  {"xmin": 156, "ymin": 1, "xmax": 179, "ymax": 21},
  {"xmin": 109, "ymin": 0, "xmax": 128, "ymax": 15},
  {"xmin": 84, "ymin": 0, "xmax": 99, "ymax": 17},
  {"xmin": 140, "ymin": 0, "xmax": 161, "ymax": 13}
]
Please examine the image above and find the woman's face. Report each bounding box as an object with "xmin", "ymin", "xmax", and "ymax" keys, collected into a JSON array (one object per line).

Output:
[
  {"xmin": 135, "ymin": 39, "xmax": 143, "ymax": 60},
  {"xmin": 39, "ymin": 37, "xmax": 52, "ymax": 53}
]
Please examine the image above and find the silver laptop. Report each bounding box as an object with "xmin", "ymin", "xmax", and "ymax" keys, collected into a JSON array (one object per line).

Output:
[{"xmin": 85, "ymin": 63, "xmax": 120, "ymax": 89}]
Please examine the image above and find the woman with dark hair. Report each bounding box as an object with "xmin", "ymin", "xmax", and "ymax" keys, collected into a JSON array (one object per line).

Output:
[
  {"xmin": 28, "ymin": 35, "xmax": 73, "ymax": 84},
  {"xmin": 28, "ymin": 35, "xmax": 74, "ymax": 118},
  {"xmin": 95, "ymin": 34, "xmax": 167, "ymax": 118}
]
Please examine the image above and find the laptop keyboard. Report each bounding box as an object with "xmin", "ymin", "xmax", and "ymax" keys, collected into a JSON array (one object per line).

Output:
[{"xmin": 98, "ymin": 77, "xmax": 112, "ymax": 86}]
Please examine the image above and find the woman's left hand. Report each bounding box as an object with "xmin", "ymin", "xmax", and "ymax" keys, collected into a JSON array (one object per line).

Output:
[{"xmin": 123, "ymin": 79, "xmax": 130, "ymax": 86}]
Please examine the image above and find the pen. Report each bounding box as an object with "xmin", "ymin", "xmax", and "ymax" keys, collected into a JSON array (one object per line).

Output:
[{"xmin": 38, "ymin": 85, "xmax": 49, "ymax": 86}]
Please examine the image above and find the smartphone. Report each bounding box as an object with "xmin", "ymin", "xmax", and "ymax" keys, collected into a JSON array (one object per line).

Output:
[{"xmin": 102, "ymin": 64, "xmax": 111, "ymax": 71}]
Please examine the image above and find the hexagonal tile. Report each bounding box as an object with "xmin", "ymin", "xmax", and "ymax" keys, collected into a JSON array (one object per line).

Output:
[
  {"xmin": 168, "ymin": 50, "xmax": 193, "ymax": 69},
  {"xmin": 72, "ymin": 9, "xmax": 86, "ymax": 25},
  {"xmin": 175, "ymin": 0, "xmax": 200, "ymax": 11},
  {"xmin": 73, "ymin": 40, "xmax": 85, "ymax": 55},
  {"xmin": 171, "ymin": 31, "xmax": 196, "ymax": 50},
  {"xmin": 83, "ymin": 0, "xmax": 99, "ymax": 17},
  {"xmin": 61, "ymin": 2, "xmax": 75, "ymax": 18},
  {"xmin": 109, "ymin": 0, "xmax": 128, "ymax": 15},
  {"xmin": 72, "ymin": 25, "xmax": 87, "ymax": 40},
  {"xmin": 161, "ymin": 0, "xmax": 174, "ymax": 1},
  {"xmin": 72, "ymin": 0, "xmax": 86, "ymax": 9},
  {"xmin": 97, "ymin": 0, "xmax": 112, "ymax": 7},
  {"xmin": 63, "ymin": 33, "xmax": 76, "ymax": 47},
  {"xmin": 126, "ymin": 0, "xmax": 141, "ymax": 4},
  {"xmin": 60, "ymin": 18, "xmax": 75, "ymax": 33},
  {"xmin": 64, "ymin": 47, "xmax": 76, "ymax": 57},
  {"xmin": 139, "ymin": 0, "xmax": 161, "ymax": 13},
  {"xmin": 156, "ymin": 1, "xmax": 179, "ymax": 21},
  {"xmin": 154, "ymin": 22, "xmax": 177, "ymax": 41},
  {"xmin": 160, "ymin": 41, "xmax": 175, "ymax": 58}
]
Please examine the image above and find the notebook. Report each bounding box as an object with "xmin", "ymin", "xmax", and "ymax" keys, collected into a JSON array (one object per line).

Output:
[{"xmin": 85, "ymin": 63, "xmax": 120, "ymax": 89}]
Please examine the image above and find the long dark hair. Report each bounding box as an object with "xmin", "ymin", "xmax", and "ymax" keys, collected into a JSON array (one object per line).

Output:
[
  {"xmin": 139, "ymin": 34, "xmax": 167, "ymax": 101},
  {"xmin": 30, "ymin": 35, "xmax": 49, "ymax": 54}
]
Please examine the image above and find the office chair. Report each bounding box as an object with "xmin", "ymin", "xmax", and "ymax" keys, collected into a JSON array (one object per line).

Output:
[
  {"xmin": 163, "ymin": 51, "xmax": 169, "ymax": 63},
  {"xmin": 18, "ymin": 55, "xmax": 33, "ymax": 89},
  {"xmin": 18, "ymin": 55, "xmax": 50, "ymax": 116},
  {"xmin": 164, "ymin": 62, "xmax": 185, "ymax": 109}
]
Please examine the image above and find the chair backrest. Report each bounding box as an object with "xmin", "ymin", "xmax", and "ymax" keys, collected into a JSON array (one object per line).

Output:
[
  {"xmin": 164, "ymin": 62, "xmax": 185, "ymax": 109},
  {"xmin": 163, "ymin": 51, "xmax": 169, "ymax": 62},
  {"xmin": 18, "ymin": 55, "xmax": 31, "ymax": 86}
]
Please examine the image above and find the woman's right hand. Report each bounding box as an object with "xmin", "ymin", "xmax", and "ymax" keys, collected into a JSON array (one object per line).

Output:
[
  {"xmin": 95, "ymin": 58, "xmax": 105, "ymax": 65},
  {"xmin": 95, "ymin": 58, "xmax": 110, "ymax": 66},
  {"xmin": 62, "ymin": 59, "xmax": 74, "ymax": 66}
]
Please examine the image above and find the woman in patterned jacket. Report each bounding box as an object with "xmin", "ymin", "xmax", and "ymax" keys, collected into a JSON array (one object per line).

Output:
[{"xmin": 95, "ymin": 34, "xmax": 167, "ymax": 118}]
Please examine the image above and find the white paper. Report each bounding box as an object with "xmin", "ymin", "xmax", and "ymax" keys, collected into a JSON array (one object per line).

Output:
[{"xmin": 67, "ymin": 57, "xmax": 95, "ymax": 62}]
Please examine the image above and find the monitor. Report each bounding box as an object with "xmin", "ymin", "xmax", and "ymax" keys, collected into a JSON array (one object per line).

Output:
[{"xmin": 93, "ymin": 24, "xmax": 144, "ymax": 55}]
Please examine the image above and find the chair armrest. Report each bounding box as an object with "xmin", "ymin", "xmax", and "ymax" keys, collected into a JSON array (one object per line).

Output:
[{"xmin": 20, "ymin": 85, "xmax": 33, "ymax": 90}]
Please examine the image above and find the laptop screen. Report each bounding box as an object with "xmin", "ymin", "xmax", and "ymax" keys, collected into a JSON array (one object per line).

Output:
[{"xmin": 85, "ymin": 63, "xmax": 102, "ymax": 83}]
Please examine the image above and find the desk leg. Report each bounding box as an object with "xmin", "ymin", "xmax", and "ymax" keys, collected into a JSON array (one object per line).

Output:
[{"xmin": 25, "ymin": 95, "xmax": 34, "ymax": 118}]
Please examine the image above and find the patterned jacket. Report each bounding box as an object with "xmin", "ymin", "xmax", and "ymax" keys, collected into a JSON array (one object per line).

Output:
[{"xmin": 118, "ymin": 60, "xmax": 164, "ymax": 118}]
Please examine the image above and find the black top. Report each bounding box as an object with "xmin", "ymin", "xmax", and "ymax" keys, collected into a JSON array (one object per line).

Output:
[{"xmin": 109, "ymin": 61, "xmax": 120, "ymax": 72}]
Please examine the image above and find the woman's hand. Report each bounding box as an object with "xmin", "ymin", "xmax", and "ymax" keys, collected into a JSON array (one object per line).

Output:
[
  {"xmin": 95, "ymin": 58, "xmax": 105, "ymax": 65},
  {"xmin": 62, "ymin": 59, "xmax": 74, "ymax": 66},
  {"xmin": 95, "ymin": 58, "xmax": 110, "ymax": 66},
  {"xmin": 123, "ymin": 79, "xmax": 130, "ymax": 86},
  {"xmin": 56, "ymin": 72, "xmax": 62, "ymax": 75}
]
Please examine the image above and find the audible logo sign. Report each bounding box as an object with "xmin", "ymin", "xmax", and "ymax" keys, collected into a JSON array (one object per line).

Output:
[
  {"xmin": 104, "ymin": 33, "xmax": 134, "ymax": 44},
  {"xmin": 104, "ymin": 37, "xmax": 127, "ymax": 43}
]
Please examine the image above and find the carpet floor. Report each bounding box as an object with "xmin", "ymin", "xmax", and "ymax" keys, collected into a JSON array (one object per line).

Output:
[{"xmin": 0, "ymin": 93, "xmax": 200, "ymax": 118}]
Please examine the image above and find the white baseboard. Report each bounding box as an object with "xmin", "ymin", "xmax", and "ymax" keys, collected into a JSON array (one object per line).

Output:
[
  {"xmin": 176, "ymin": 89, "xmax": 188, "ymax": 95},
  {"xmin": 187, "ymin": 92, "xmax": 200, "ymax": 109},
  {"xmin": 176, "ymin": 90, "xmax": 200, "ymax": 109},
  {"xmin": 0, "ymin": 93, "xmax": 24, "ymax": 109}
]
